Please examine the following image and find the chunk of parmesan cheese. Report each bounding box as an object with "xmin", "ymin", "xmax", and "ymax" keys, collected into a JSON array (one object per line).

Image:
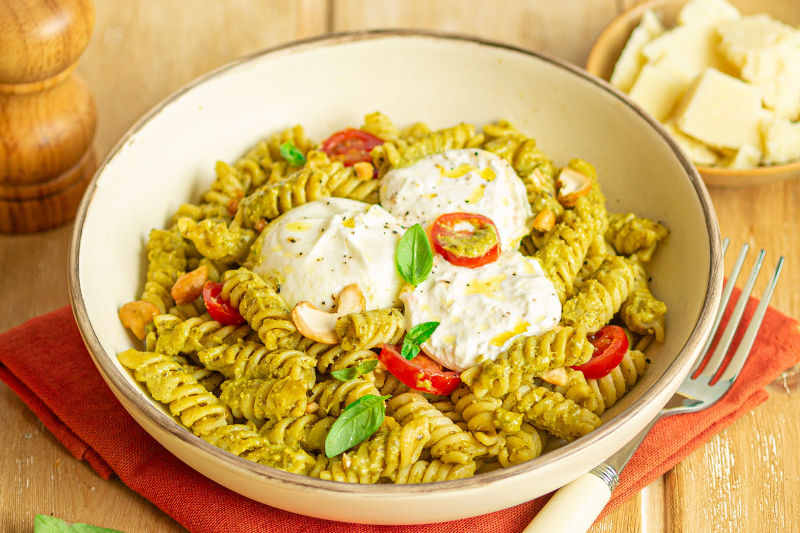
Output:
[
  {"xmin": 662, "ymin": 120, "xmax": 720, "ymax": 166},
  {"xmin": 642, "ymin": 22, "xmax": 735, "ymax": 80},
  {"xmin": 726, "ymin": 144, "xmax": 762, "ymax": 169},
  {"xmin": 717, "ymin": 14, "xmax": 797, "ymax": 70},
  {"xmin": 677, "ymin": 0, "xmax": 740, "ymax": 26},
  {"xmin": 761, "ymin": 117, "xmax": 800, "ymax": 165},
  {"xmin": 674, "ymin": 68, "xmax": 763, "ymax": 149},
  {"xmin": 610, "ymin": 10, "xmax": 665, "ymax": 93},
  {"xmin": 629, "ymin": 64, "xmax": 686, "ymax": 121}
]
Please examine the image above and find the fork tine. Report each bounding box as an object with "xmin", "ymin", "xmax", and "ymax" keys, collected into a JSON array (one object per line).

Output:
[
  {"xmin": 700, "ymin": 249, "xmax": 766, "ymax": 378},
  {"xmin": 688, "ymin": 240, "xmax": 742, "ymax": 376},
  {"xmin": 718, "ymin": 256, "xmax": 784, "ymax": 383}
]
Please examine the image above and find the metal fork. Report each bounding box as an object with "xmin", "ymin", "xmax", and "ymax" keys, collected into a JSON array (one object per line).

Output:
[{"xmin": 524, "ymin": 239, "xmax": 785, "ymax": 533}]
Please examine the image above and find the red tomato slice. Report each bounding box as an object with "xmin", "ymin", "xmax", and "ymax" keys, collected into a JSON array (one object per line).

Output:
[
  {"xmin": 202, "ymin": 281, "xmax": 246, "ymax": 326},
  {"xmin": 378, "ymin": 343, "xmax": 461, "ymax": 395},
  {"xmin": 320, "ymin": 128, "xmax": 384, "ymax": 167},
  {"xmin": 571, "ymin": 325, "xmax": 629, "ymax": 379},
  {"xmin": 430, "ymin": 212, "xmax": 501, "ymax": 268}
]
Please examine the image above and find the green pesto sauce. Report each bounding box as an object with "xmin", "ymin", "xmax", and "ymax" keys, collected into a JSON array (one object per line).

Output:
[{"xmin": 438, "ymin": 224, "xmax": 499, "ymax": 258}]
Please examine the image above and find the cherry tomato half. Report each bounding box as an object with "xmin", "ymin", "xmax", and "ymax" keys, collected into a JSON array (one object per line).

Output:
[
  {"xmin": 571, "ymin": 325, "xmax": 629, "ymax": 379},
  {"xmin": 378, "ymin": 343, "xmax": 461, "ymax": 395},
  {"xmin": 202, "ymin": 280, "xmax": 246, "ymax": 326},
  {"xmin": 430, "ymin": 213, "xmax": 501, "ymax": 268},
  {"xmin": 320, "ymin": 128, "xmax": 384, "ymax": 167}
]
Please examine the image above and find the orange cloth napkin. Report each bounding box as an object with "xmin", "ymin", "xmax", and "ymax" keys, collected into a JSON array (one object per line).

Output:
[{"xmin": 1, "ymin": 290, "xmax": 798, "ymax": 532}]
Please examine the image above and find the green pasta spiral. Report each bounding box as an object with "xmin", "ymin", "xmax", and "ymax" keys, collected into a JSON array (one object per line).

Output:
[
  {"xmin": 555, "ymin": 350, "xmax": 648, "ymax": 416},
  {"xmin": 501, "ymin": 383, "xmax": 602, "ymax": 442},
  {"xmin": 535, "ymin": 197, "xmax": 605, "ymax": 305},
  {"xmin": 177, "ymin": 218, "xmax": 255, "ymax": 263},
  {"xmin": 202, "ymin": 424, "xmax": 315, "ymax": 474},
  {"xmin": 221, "ymin": 268, "xmax": 297, "ymax": 350},
  {"xmin": 606, "ymin": 213, "xmax": 668, "ymax": 262},
  {"xmin": 258, "ymin": 413, "xmax": 335, "ymax": 452},
  {"xmin": 620, "ymin": 257, "xmax": 667, "ymax": 342},
  {"xmin": 460, "ymin": 325, "xmax": 594, "ymax": 398},
  {"xmin": 335, "ymin": 308, "xmax": 405, "ymax": 351},
  {"xmin": 309, "ymin": 378, "xmax": 380, "ymax": 418},
  {"xmin": 118, "ymin": 349, "xmax": 231, "ymax": 436},
  {"xmin": 198, "ymin": 341, "xmax": 315, "ymax": 387},
  {"xmin": 219, "ymin": 376, "xmax": 308, "ymax": 423},
  {"xmin": 316, "ymin": 417, "xmax": 431, "ymax": 483},
  {"xmin": 306, "ymin": 342, "xmax": 377, "ymax": 375},
  {"xmin": 370, "ymin": 123, "xmax": 478, "ymax": 177},
  {"xmin": 140, "ymin": 227, "xmax": 188, "ymax": 314},
  {"xmin": 360, "ymin": 111, "xmax": 400, "ymax": 141},
  {"xmin": 394, "ymin": 459, "xmax": 477, "ymax": 484},
  {"xmin": 202, "ymin": 161, "xmax": 250, "ymax": 216},
  {"xmin": 562, "ymin": 255, "xmax": 635, "ymax": 334},
  {"xmin": 167, "ymin": 354, "xmax": 226, "ymax": 392},
  {"xmin": 154, "ymin": 313, "xmax": 251, "ymax": 357},
  {"xmin": 388, "ymin": 392, "xmax": 488, "ymax": 465}
]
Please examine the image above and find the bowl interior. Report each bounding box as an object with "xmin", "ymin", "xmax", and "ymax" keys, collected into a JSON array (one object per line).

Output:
[
  {"xmin": 71, "ymin": 32, "xmax": 721, "ymax": 522},
  {"xmin": 586, "ymin": 0, "xmax": 800, "ymax": 188}
]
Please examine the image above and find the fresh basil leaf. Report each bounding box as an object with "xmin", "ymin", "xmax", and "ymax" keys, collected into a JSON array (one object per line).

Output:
[
  {"xmin": 331, "ymin": 359, "xmax": 379, "ymax": 381},
  {"xmin": 401, "ymin": 341, "xmax": 420, "ymax": 361},
  {"xmin": 395, "ymin": 224, "xmax": 433, "ymax": 286},
  {"xmin": 356, "ymin": 359, "xmax": 379, "ymax": 374},
  {"xmin": 401, "ymin": 321, "xmax": 439, "ymax": 360},
  {"xmin": 279, "ymin": 142, "xmax": 306, "ymax": 167},
  {"xmin": 324, "ymin": 394, "xmax": 391, "ymax": 458},
  {"xmin": 331, "ymin": 367, "xmax": 358, "ymax": 381},
  {"xmin": 406, "ymin": 321, "xmax": 440, "ymax": 345},
  {"xmin": 35, "ymin": 515, "xmax": 124, "ymax": 533}
]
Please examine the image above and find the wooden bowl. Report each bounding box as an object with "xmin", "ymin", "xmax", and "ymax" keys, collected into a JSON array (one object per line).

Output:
[
  {"xmin": 69, "ymin": 31, "xmax": 723, "ymax": 524},
  {"xmin": 587, "ymin": 0, "xmax": 800, "ymax": 188}
]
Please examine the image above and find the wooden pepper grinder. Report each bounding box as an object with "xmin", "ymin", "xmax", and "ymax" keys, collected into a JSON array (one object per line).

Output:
[{"xmin": 0, "ymin": 0, "xmax": 97, "ymax": 233}]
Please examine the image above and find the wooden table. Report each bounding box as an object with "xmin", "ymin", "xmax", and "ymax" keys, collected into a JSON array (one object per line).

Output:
[{"xmin": 1, "ymin": 1, "xmax": 798, "ymax": 531}]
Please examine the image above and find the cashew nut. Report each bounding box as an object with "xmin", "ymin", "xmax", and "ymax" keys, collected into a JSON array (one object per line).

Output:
[
  {"xmin": 291, "ymin": 284, "xmax": 366, "ymax": 344},
  {"xmin": 539, "ymin": 367, "xmax": 569, "ymax": 387},
  {"xmin": 532, "ymin": 209, "xmax": 556, "ymax": 232},
  {"xmin": 171, "ymin": 265, "xmax": 208, "ymax": 305},
  {"xmin": 119, "ymin": 300, "xmax": 160, "ymax": 340},
  {"xmin": 556, "ymin": 167, "xmax": 592, "ymax": 207}
]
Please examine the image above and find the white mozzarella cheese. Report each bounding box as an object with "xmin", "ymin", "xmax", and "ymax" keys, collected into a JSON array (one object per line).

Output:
[
  {"xmin": 401, "ymin": 252, "xmax": 561, "ymax": 372},
  {"xmin": 251, "ymin": 198, "xmax": 405, "ymax": 312},
  {"xmin": 379, "ymin": 149, "xmax": 532, "ymax": 250}
]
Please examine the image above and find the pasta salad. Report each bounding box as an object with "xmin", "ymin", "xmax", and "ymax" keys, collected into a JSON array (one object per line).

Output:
[{"xmin": 117, "ymin": 112, "xmax": 668, "ymax": 483}]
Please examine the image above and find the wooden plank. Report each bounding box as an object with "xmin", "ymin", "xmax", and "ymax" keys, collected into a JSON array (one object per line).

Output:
[
  {"xmin": 332, "ymin": 0, "xmax": 621, "ymax": 65},
  {"xmin": 0, "ymin": 1, "xmax": 328, "ymax": 530}
]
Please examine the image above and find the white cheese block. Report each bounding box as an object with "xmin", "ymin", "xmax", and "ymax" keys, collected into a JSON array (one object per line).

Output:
[
  {"xmin": 653, "ymin": 53, "xmax": 697, "ymax": 83},
  {"xmin": 629, "ymin": 64, "xmax": 686, "ymax": 121},
  {"xmin": 643, "ymin": 22, "xmax": 736, "ymax": 80},
  {"xmin": 674, "ymin": 68, "xmax": 763, "ymax": 149},
  {"xmin": 677, "ymin": 0, "xmax": 739, "ymax": 26},
  {"xmin": 662, "ymin": 119, "xmax": 720, "ymax": 165},
  {"xmin": 610, "ymin": 10, "xmax": 665, "ymax": 93},
  {"xmin": 717, "ymin": 14, "xmax": 797, "ymax": 71},
  {"xmin": 726, "ymin": 143, "xmax": 762, "ymax": 169},
  {"xmin": 761, "ymin": 117, "xmax": 800, "ymax": 165}
]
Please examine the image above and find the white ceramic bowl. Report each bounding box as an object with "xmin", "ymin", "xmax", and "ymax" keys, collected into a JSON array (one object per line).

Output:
[{"xmin": 69, "ymin": 31, "xmax": 723, "ymax": 525}]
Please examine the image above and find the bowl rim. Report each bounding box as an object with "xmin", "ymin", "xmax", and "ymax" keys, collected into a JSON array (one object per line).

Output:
[
  {"xmin": 585, "ymin": 0, "xmax": 800, "ymax": 181},
  {"xmin": 69, "ymin": 28, "xmax": 723, "ymax": 497}
]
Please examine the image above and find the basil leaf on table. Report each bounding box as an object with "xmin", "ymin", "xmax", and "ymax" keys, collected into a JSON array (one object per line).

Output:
[
  {"xmin": 324, "ymin": 394, "xmax": 391, "ymax": 458},
  {"xmin": 279, "ymin": 141, "xmax": 307, "ymax": 167},
  {"xmin": 331, "ymin": 359, "xmax": 379, "ymax": 382},
  {"xmin": 35, "ymin": 515, "xmax": 124, "ymax": 533},
  {"xmin": 395, "ymin": 223, "xmax": 434, "ymax": 286},
  {"xmin": 401, "ymin": 321, "xmax": 440, "ymax": 360}
]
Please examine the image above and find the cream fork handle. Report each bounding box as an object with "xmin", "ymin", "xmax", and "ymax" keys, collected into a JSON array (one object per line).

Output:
[{"xmin": 522, "ymin": 472, "xmax": 612, "ymax": 533}]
